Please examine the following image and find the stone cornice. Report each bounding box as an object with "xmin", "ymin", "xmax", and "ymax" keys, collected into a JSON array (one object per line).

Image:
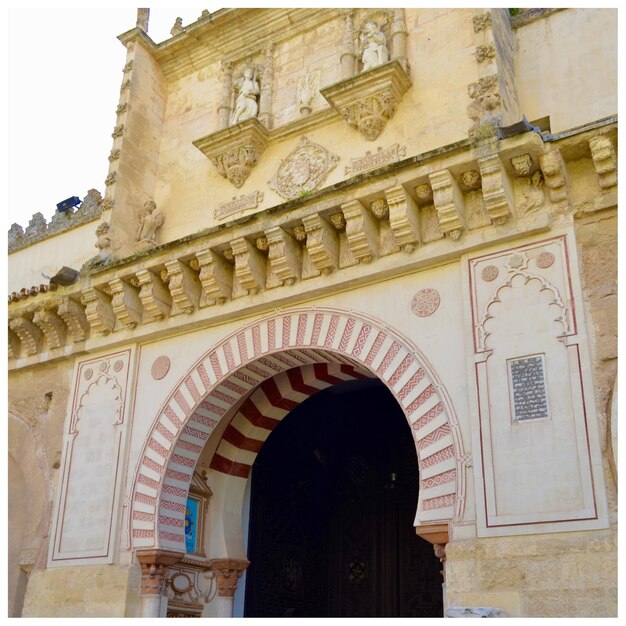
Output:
[
  {"xmin": 8, "ymin": 121, "xmax": 617, "ymax": 370},
  {"xmin": 119, "ymin": 8, "xmax": 341, "ymax": 82}
]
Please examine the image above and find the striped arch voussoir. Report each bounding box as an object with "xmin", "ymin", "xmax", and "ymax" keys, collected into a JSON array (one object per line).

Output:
[{"xmin": 130, "ymin": 309, "xmax": 460, "ymax": 552}]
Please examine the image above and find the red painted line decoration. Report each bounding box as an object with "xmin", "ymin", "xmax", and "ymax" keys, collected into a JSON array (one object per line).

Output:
[
  {"xmin": 130, "ymin": 309, "xmax": 460, "ymax": 551},
  {"xmin": 398, "ymin": 368, "xmax": 426, "ymax": 401},
  {"xmin": 351, "ymin": 324, "xmax": 371, "ymax": 357},
  {"xmin": 133, "ymin": 510, "xmax": 154, "ymax": 521},
  {"xmin": 237, "ymin": 331, "xmax": 248, "ymax": 362}
]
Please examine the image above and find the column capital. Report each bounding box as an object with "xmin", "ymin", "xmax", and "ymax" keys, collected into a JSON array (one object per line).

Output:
[
  {"xmin": 136, "ymin": 548, "xmax": 183, "ymax": 596},
  {"xmin": 208, "ymin": 558, "xmax": 250, "ymax": 597}
]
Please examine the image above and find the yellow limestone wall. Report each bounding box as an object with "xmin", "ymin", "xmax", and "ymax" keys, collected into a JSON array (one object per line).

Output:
[{"xmin": 445, "ymin": 530, "xmax": 617, "ymax": 617}]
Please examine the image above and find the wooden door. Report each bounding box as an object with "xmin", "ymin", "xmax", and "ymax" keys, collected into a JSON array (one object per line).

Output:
[{"xmin": 244, "ymin": 378, "xmax": 443, "ymax": 617}]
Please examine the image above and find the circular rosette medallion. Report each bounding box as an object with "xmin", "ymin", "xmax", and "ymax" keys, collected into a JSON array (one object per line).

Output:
[
  {"xmin": 411, "ymin": 288, "xmax": 441, "ymax": 318},
  {"xmin": 270, "ymin": 137, "xmax": 338, "ymax": 200}
]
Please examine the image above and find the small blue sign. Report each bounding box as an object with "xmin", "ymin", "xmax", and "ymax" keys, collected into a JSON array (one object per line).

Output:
[{"xmin": 185, "ymin": 497, "xmax": 199, "ymax": 553}]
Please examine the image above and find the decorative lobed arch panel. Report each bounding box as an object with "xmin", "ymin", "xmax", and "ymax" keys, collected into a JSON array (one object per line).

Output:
[{"xmin": 130, "ymin": 308, "xmax": 464, "ymax": 553}]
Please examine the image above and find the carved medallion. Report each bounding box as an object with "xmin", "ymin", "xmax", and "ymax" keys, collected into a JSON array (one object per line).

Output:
[
  {"xmin": 269, "ymin": 137, "xmax": 338, "ymax": 200},
  {"xmin": 411, "ymin": 288, "xmax": 441, "ymax": 318},
  {"xmin": 481, "ymin": 265, "xmax": 499, "ymax": 282},
  {"xmin": 151, "ymin": 355, "xmax": 171, "ymax": 380},
  {"xmin": 536, "ymin": 251, "xmax": 555, "ymax": 269}
]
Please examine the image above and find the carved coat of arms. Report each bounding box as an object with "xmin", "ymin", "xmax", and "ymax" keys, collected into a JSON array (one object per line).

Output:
[{"xmin": 269, "ymin": 137, "xmax": 338, "ymax": 200}]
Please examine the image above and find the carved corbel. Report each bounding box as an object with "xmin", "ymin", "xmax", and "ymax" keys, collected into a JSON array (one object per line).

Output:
[
  {"xmin": 9, "ymin": 316, "xmax": 43, "ymax": 356},
  {"xmin": 230, "ymin": 237, "xmax": 267, "ymax": 295},
  {"xmin": 321, "ymin": 60, "xmax": 411, "ymax": 141},
  {"xmin": 208, "ymin": 559, "xmax": 249, "ymax": 598},
  {"xmin": 163, "ymin": 260, "xmax": 201, "ymax": 315},
  {"xmin": 539, "ymin": 148, "xmax": 569, "ymax": 210},
  {"xmin": 193, "ymin": 119, "xmax": 270, "ymax": 188},
  {"xmin": 478, "ymin": 154, "xmax": 515, "ymax": 224},
  {"xmin": 82, "ymin": 286, "xmax": 116, "ymax": 334},
  {"xmin": 384, "ymin": 185, "xmax": 420, "ymax": 252},
  {"xmin": 57, "ymin": 297, "xmax": 89, "ymax": 342},
  {"xmin": 429, "ymin": 169, "xmax": 466, "ymax": 239},
  {"xmin": 265, "ymin": 226, "xmax": 302, "ymax": 286},
  {"xmin": 589, "ymin": 135, "xmax": 617, "ymax": 191},
  {"xmin": 341, "ymin": 199, "xmax": 379, "ymax": 263},
  {"xmin": 134, "ymin": 269, "xmax": 172, "ymax": 322},
  {"xmin": 8, "ymin": 328, "xmax": 20, "ymax": 359},
  {"xmin": 302, "ymin": 213, "xmax": 340, "ymax": 275},
  {"xmin": 33, "ymin": 307, "xmax": 66, "ymax": 349},
  {"xmin": 194, "ymin": 249, "xmax": 233, "ymax": 306},
  {"xmin": 108, "ymin": 277, "xmax": 143, "ymax": 329}
]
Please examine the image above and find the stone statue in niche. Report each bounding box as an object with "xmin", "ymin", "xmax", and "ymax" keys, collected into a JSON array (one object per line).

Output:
[
  {"xmin": 230, "ymin": 67, "xmax": 260, "ymax": 125},
  {"xmin": 136, "ymin": 200, "xmax": 165, "ymax": 246},
  {"xmin": 359, "ymin": 21, "xmax": 389, "ymax": 72}
]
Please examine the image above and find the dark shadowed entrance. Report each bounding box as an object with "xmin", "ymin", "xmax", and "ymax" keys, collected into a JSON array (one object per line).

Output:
[{"xmin": 243, "ymin": 377, "xmax": 443, "ymax": 617}]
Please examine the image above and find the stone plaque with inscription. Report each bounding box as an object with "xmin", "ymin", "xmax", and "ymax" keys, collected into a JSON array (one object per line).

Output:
[
  {"xmin": 508, "ymin": 354, "xmax": 549, "ymax": 421},
  {"xmin": 215, "ymin": 191, "xmax": 263, "ymax": 220},
  {"xmin": 345, "ymin": 144, "xmax": 406, "ymax": 176}
]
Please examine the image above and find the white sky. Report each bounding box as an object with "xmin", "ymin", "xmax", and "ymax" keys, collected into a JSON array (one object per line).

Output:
[{"xmin": 6, "ymin": 5, "xmax": 229, "ymax": 230}]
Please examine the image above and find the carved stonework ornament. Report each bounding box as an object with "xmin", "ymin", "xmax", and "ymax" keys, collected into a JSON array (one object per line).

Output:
[
  {"xmin": 215, "ymin": 191, "xmax": 263, "ymax": 220},
  {"xmin": 193, "ymin": 118, "xmax": 270, "ymax": 189},
  {"xmin": 321, "ymin": 60, "xmax": 411, "ymax": 141},
  {"xmin": 460, "ymin": 170, "xmax": 482, "ymax": 190},
  {"xmin": 345, "ymin": 144, "xmax": 406, "ymax": 176},
  {"xmin": 297, "ymin": 71, "xmax": 320, "ymax": 116},
  {"xmin": 411, "ymin": 288, "xmax": 441, "ymax": 317},
  {"xmin": 481, "ymin": 265, "xmax": 499, "ymax": 282},
  {"xmin": 510, "ymin": 153, "xmax": 534, "ymax": 176},
  {"xmin": 269, "ymin": 137, "xmax": 338, "ymax": 200},
  {"xmin": 536, "ymin": 251, "xmax": 555, "ymax": 269}
]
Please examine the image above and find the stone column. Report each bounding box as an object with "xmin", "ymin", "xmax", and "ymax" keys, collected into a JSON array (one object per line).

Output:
[
  {"xmin": 218, "ymin": 61, "xmax": 234, "ymax": 130},
  {"xmin": 258, "ymin": 45, "xmax": 275, "ymax": 129},
  {"xmin": 208, "ymin": 558, "xmax": 250, "ymax": 617},
  {"xmin": 391, "ymin": 8, "xmax": 408, "ymax": 72},
  {"xmin": 136, "ymin": 549, "xmax": 183, "ymax": 617},
  {"xmin": 340, "ymin": 10, "xmax": 356, "ymax": 79}
]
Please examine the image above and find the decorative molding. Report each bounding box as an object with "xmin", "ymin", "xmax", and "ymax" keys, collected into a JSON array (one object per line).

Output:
[
  {"xmin": 33, "ymin": 307, "xmax": 67, "ymax": 349},
  {"xmin": 163, "ymin": 260, "xmax": 201, "ymax": 315},
  {"xmin": 135, "ymin": 269, "xmax": 172, "ymax": 322},
  {"xmin": 193, "ymin": 118, "xmax": 270, "ymax": 188},
  {"xmin": 269, "ymin": 136, "xmax": 338, "ymax": 200},
  {"xmin": 57, "ymin": 297, "xmax": 89, "ymax": 343},
  {"xmin": 429, "ymin": 169, "xmax": 466, "ymax": 239},
  {"xmin": 195, "ymin": 249, "xmax": 234, "ymax": 306},
  {"xmin": 385, "ymin": 185, "xmax": 420, "ymax": 253},
  {"xmin": 207, "ymin": 559, "xmax": 249, "ymax": 597},
  {"xmin": 345, "ymin": 144, "xmax": 406, "ymax": 176},
  {"xmin": 265, "ymin": 226, "xmax": 302, "ymax": 286},
  {"xmin": 342, "ymin": 199, "xmax": 379, "ymax": 264},
  {"xmin": 302, "ymin": 213, "xmax": 339, "ymax": 275},
  {"xmin": 82, "ymin": 287, "xmax": 116, "ymax": 335},
  {"xmin": 108, "ymin": 278, "xmax": 143, "ymax": 329},
  {"xmin": 215, "ymin": 191, "xmax": 263, "ymax": 220},
  {"xmin": 230, "ymin": 237, "xmax": 267, "ymax": 295},
  {"xmin": 9, "ymin": 316, "xmax": 43, "ymax": 356},
  {"xmin": 321, "ymin": 60, "xmax": 411, "ymax": 141},
  {"xmin": 478, "ymin": 154, "xmax": 514, "ymax": 224}
]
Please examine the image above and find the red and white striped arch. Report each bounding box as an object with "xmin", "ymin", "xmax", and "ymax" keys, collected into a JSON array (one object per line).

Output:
[{"xmin": 131, "ymin": 308, "xmax": 464, "ymax": 552}]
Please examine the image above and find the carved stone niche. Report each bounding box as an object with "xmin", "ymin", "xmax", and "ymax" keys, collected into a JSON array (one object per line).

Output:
[
  {"xmin": 321, "ymin": 59, "xmax": 411, "ymax": 141},
  {"xmin": 193, "ymin": 118, "xmax": 270, "ymax": 188}
]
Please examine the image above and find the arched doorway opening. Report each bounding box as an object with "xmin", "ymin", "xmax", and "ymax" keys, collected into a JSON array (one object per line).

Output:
[{"xmin": 243, "ymin": 377, "xmax": 443, "ymax": 617}]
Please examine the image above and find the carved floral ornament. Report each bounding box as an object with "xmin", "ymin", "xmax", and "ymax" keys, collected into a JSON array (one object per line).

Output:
[{"xmin": 269, "ymin": 137, "xmax": 339, "ymax": 200}]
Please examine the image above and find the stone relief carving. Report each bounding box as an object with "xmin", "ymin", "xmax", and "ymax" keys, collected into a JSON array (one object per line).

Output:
[
  {"xmin": 345, "ymin": 144, "xmax": 406, "ymax": 176},
  {"xmin": 472, "ymin": 12, "xmax": 492, "ymax": 33},
  {"xmin": 460, "ymin": 170, "xmax": 482, "ymax": 190},
  {"xmin": 297, "ymin": 71, "xmax": 320, "ymax": 116},
  {"xmin": 510, "ymin": 153, "xmax": 534, "ymax": 177},
  {"xmin": 466, "ymin": 76, "xmax": 501, "ymax": 139},
  {"xmin": 518, "ymin": 171, "xmax": 544, "ymax": 214},
  {"xmin": 269, "ymin": 137, "xmax": 338, "ymax": 200},
  {"xmin": 359, "ymin": 20, "xmax": 389, "ymax": 72},
  {"xmin": 411, "ymin": 288, "xmax": 441, "ymax": 318},
  {"xmin": 210, "ymin": 140, "xmax": 266, "ymax": 189},
  {"xmin": 136, "ymin": 200, "xmax": 165, "ymax": 247},
  {"xmin": 230, "ymin": 67, "xmax": 260, "ymax": 126},
  {"xmin": 216, "ymin": 191, "xmax": 264, "ymax": 220},
  {"xmin": 475, "ymin": 43, "xmax": 495, "ymax": 63},
  {"xmin": 94, "ymin": 222, "xmax": 117, "ymax": 263}
]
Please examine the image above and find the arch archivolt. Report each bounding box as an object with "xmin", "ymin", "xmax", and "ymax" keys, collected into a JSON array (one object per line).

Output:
[{"xmin": 130, "ymin": 307, "xmax": 464, "ymax": 553}]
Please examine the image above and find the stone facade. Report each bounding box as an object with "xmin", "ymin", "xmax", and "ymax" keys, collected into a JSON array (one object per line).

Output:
[{"xmin": 7, "ymin": 8, "xmax": 617, "ymax": 618}]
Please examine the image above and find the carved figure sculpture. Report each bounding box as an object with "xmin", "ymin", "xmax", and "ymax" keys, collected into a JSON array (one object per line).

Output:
[
  {"xmin": 518, "ymin": 170, "xmax": 544, "ymax": 214},
  {"xmin": 230, "ymin": 68, "xmax": 260, "ymax": 125},
  {"xmin": 95, "ymin": 222, "xmax": 114, "ymax": 261},
  {"xmin": 136, "ymin": 200, "xmax": 165, "ymax": 245},
  {"xmin": 360, "ymin": 21, "xmax": 389, "ymax": 72},
  {"xmin": 297, "ymin": 73, "xmax": 319, "ymax": 116}
]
